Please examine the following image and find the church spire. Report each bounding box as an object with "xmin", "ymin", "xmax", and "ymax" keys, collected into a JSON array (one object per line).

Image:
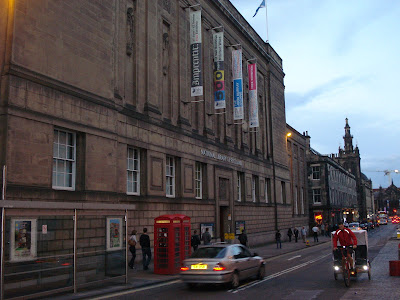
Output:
[{"xmin": 344, "ymin": 118, "xmax": 353, "ymax": 153}]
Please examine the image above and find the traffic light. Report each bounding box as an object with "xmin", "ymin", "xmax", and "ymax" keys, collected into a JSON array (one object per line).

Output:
[{"xmin": 394, "ymin": 209, "xmax": 397, "ymax": 213}]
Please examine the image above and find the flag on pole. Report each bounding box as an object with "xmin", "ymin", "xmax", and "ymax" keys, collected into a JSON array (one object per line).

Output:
[{"xmin": 253, "ymin": 0, "xmax": 266, "ymax": 17}]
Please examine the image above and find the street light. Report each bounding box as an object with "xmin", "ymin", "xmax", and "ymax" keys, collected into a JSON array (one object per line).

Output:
[{"xmin": 286, "ymin": 132, "xmax": 292, "ymax": 137}]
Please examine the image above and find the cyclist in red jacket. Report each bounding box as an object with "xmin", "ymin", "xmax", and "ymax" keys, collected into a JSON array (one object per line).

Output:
[{"xmin": 333, "ymin": 222, "xmax": 358, "ymax": 269}]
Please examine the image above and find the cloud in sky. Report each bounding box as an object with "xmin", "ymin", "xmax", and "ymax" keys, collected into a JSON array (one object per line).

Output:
[{"xmin": 230, "ymin": 0, "xmax": 400, "ymax": 188}]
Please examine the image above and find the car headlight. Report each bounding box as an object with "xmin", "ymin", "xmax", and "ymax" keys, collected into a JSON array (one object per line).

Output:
[
  {"xmin": 334, "ymin": 266, "xmax": 340, "ymax": 271},
  {"xmin": 363, "ymin": 265, "xmax": 369, "ymax": 271}
]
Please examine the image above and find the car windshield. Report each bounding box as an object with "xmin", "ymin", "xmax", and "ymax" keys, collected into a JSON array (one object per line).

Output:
[
  {"xmin": 349, "ymin": 223, "xmax": 359, "ymax": 227},
  {"xmin": 191, "ymin": 247, "xmax": 227, "ymax": 259}
]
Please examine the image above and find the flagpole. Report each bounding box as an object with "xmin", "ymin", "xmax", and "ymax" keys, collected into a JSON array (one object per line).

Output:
[{"xmin": 265, "ymin": 0, "xmax": 269, "ymax": 43}]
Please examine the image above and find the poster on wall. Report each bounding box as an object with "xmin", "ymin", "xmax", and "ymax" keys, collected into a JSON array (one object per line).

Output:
[
  {"xmin": 213, "ymin": 31, "xmax": 225, "ymax": 109},
  {"xmin": 248, "ymin": 63, "xmax": 259, "ymax": 128},
  {"xmin": 200, "ymin": 223, "xmax": 215, "ymax": 239},
  {"xmin": 235, "ymin": 220, "xmax": 246, "ymax": 235},
  {"xmin": 11, "ymin": 218, "xmax": 37, "ymax": 262},
  {"xmin": 106, "ymin": 217, "xmax": 123, "ymax": 251},
  {"xmin": 232, "ymin": 49, "xmax": 243, "ymax": 120},
  {"xmin": 190, "ymin": 10, "xmax": 203, "ymax": 97}
]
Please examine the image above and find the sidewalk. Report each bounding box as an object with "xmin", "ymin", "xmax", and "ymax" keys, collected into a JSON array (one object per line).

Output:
[
  {"xmin": 50, "ymin": 234, "xmax": 331, "ymax": 300},
  {"xmin": 341, "ymin": 238, "xmax": 400, "ymax": 300}
]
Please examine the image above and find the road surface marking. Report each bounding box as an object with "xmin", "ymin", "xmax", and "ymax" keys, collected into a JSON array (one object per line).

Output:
[
  {"xmin": 90, "ymin": 279, "xmax": 181, "ymax": 300},
  {"xmin": 229, "ymin": 253, "xmax": 330, "ymax": 293},
  {"xmin": 287, "ymin": 255, "xmax": 301, "ymax": 261}
]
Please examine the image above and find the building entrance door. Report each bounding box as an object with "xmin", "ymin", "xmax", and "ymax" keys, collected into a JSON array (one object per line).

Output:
[{"xmin": 219, "ymin": 206, "xmax": 229, "ymax": 242}]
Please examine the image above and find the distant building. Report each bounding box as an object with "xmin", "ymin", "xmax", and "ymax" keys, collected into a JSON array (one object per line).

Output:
[
  {"xmin": 334, "ymin": 119, "xmax": 372, "ymax": 220},
  {"xmin": 373, "ymin": 184, "xmax": 400, "ymax": 215},
  {"xmin": 305, "ymin": 135, "xmax": 357, "ymax": 226}
]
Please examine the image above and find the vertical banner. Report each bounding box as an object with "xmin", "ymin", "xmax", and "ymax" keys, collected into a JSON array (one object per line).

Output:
[
  {"xmin": 248, "ymin": 63, "xmax": 259, "ymax": 128},
  {"xmin": 190, "ymin": 10, "xmax": 203, "ymax": 97},
  {"xmin": 232, "ymin": 49, "xmax": 243, "ymax": 120},
  {"xmin": 213, "ymin": 32, "xmax": 225, "ymax": 109}
]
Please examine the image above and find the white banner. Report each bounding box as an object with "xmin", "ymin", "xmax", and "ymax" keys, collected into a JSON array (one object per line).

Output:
[
  {"xmin": 232, "ymin": 49, "xmax": 243, "ymax": 120},
  {"xmin": 190, "ymin": 10, "xmax": 203, "ymax": 97},
  {"xmin": 213, "ymin": 32, "xmax": 225, "ymax": 109}
]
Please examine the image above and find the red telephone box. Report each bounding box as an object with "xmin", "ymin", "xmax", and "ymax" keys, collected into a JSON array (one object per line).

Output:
[
  {"xmin": 154, "ymin": 214, "xmax": 191, "ymax": 275},
  {"xmin": 174, "ymin": 214, "xmax": 191, "ymax": 261}
]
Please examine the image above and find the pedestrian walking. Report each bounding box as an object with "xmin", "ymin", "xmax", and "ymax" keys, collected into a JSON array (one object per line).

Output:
[
  {"xmin": 238, "ymin": 229, "xmax": 248, "ymax": 247},
  {"xmin": 128, "ymin": 229, "xmax": 137, "ymax": 269},
  {"xmin": 312, "ymin": 225, "xmax": 319, "ymax": 242},
  {"xmin": 321, "ymin": 223, "xmax": 325, "ymax": 236},
  {"xmin": 287, "ymin": 228, "xmax": 293, "ymax": 242},
  {"xmin": 202, "ymin": 228, "xmax": 212, "ymax": 245},
  {"xmin": 139, "ymin": 228, "xmax": 151, "ymax": 270},
  {"xmin": 275, "ymin": 230, "xmax": 282, "ymax": 249},
  {"xmin": 301, "ymin": 226, "xmax": 307, "ymax": 243},
  {"xmin": 293, "ymin": 227, "xmax": 299, "ymax": 243},
  {"xmin": 325, "ymin": 223, "xmax": 330, "ymax": 237},
  {"xmin": 191, "ymin": 230, "xmax": 201, "ymax": 252}
]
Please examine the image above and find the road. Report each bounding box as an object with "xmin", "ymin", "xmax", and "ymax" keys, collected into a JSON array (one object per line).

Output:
[{"xmin": 94, "ymin": 224, "xmax": 397, "ymax": 300}]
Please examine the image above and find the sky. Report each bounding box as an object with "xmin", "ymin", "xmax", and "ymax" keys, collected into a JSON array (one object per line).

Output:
[{"xmin": 230, "ymin": 0, "xmax": 400, "ymax": 188}]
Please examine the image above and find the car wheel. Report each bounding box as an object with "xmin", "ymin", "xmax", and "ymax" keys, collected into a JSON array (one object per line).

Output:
[
  {"xmin": 257, "ymin": 265, "xmax": 265, "ymax": 280},
  {"xmin": 334, "ymin": 273, "xmax": 337, "ymax": 280},
  {"xmin": 186, "ymin": 283, "xmax": 197, "ymax": 289},
  {"xmin": 230, "ymin": 272, "xmax": 240, "ymax": 289}
]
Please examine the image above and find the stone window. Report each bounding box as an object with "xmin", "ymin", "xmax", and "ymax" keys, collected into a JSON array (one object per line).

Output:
[
  {"xmin": 127, "ymin": 147, "xmax": 140, "ymax": 195},
  {"xmin": 252, "ymin": 176, "xmax": 256, "ymax": 202},
  {"xmin": 265, "ymin": 178, "xmax": 271, "ymax": 203},
  {"xmin": 53, "ymin": 129, "xmax": 76, "ymax": 190},
  {"xmin": 301, "ymin": 187, "xmax": 305, "ymax": 214},
  {"xmin": 166, "ymin": 156, "xmax": 175, "ymax": 197},
  {"xmin": 281, "ymin": 181, "xmax": 286, "ymax": 204},
  {"xmin": 237, "ymin": 172, "xmax": 244, "ymax": 202},
  {"xmin": 294, "ymin": 186, "xmax": 298, "ymax": 214},
  {"xmin": 312, "ymin": 166, "xmax": 320, "ymax": 180},
  {"xmin": 195, "ymin": 162, "xmax": 202, "ymax": 199},
  {"xmin": 313, "ymin": 189, "xmax": 322, "ymax": 204}
]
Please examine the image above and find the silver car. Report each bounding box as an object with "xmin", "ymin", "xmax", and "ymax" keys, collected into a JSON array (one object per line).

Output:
[{"xmin": 180, "ymin": 244, "xmax": 265, "ymax": 289}]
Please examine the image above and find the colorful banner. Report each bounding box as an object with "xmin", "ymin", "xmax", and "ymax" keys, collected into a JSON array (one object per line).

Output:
[
  {"xmin": 213, "ymin": 32, "xmax": 225, "ymax": 109},
  {"xmin": 232, "ymin": 49, "xmax": 243, "ymax": 120},
  {"xmin": 11, "ymin": 219, "xmax": 37, "ymax": 261},
  {"xmin": 106, "ymin": 217, "xmax": 122, "ymax": 251},
  {"xmin": 190, "ymin": 10, "xmax": 203, "ymax": 97},
  {"xmin": 248, "ymin": 63, "xmax": 259, "ymax": 128}
]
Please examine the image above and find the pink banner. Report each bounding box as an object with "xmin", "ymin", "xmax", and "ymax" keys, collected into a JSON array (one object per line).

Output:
[{"xmin": 248, "ymin": 63, "xmax": 257, "ymax": 91}]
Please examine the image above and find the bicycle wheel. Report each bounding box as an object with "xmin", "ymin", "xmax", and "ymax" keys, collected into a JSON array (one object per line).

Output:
[{"xmin": 343, "ymin": 261, "xmax": 350, "ymax": 287}]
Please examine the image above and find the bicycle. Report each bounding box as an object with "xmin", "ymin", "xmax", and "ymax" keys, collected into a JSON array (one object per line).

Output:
[{"xmin": 338, "ymin": 245, "xmax": 354, "ymax": 287}]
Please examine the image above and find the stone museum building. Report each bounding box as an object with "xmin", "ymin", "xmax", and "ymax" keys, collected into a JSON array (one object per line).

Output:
[{"xmin": 0, "ymin": 0, "xmax": 309, "ymax": 298}]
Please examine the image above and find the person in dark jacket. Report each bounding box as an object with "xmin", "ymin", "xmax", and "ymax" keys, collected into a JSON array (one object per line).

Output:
[
  {"xmin": 191, "ymin": 230, "xmax": 201, "ymax": 252},
  {"xmin": 293, "ymin": 228, "xmax": 299, "ymax": 243},
  {"xmin": 287, "ymin": 228, "xmax": 293, "ymax": 242},
  {"xmin": 139, "ymin": 228, "xmax": 151, "ymax": 270},
  {"xmin": 275, "ymin": 230, "xmax": 282, "ymax": 249},
  {"xmin": 238, "ymin": 229, "xmax": 248, "ymax": 247}
]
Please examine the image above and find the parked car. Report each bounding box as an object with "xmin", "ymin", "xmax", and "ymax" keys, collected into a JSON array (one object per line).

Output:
[
  {"xmin": 180, "ymin": 244, "xmax": 265, "ymax": 289},
  {"xmin": 360, "ymin": 223, "xmax": 368, "ymax": 231},
  {"xmin": 367, "ymin": 222, "xmax": 375, "ymax": 229}
]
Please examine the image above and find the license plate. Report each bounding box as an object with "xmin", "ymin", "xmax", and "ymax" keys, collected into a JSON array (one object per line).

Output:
[{"xmin": 191, "ymin": 264, "xmax": 207, "ymax": 270}]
